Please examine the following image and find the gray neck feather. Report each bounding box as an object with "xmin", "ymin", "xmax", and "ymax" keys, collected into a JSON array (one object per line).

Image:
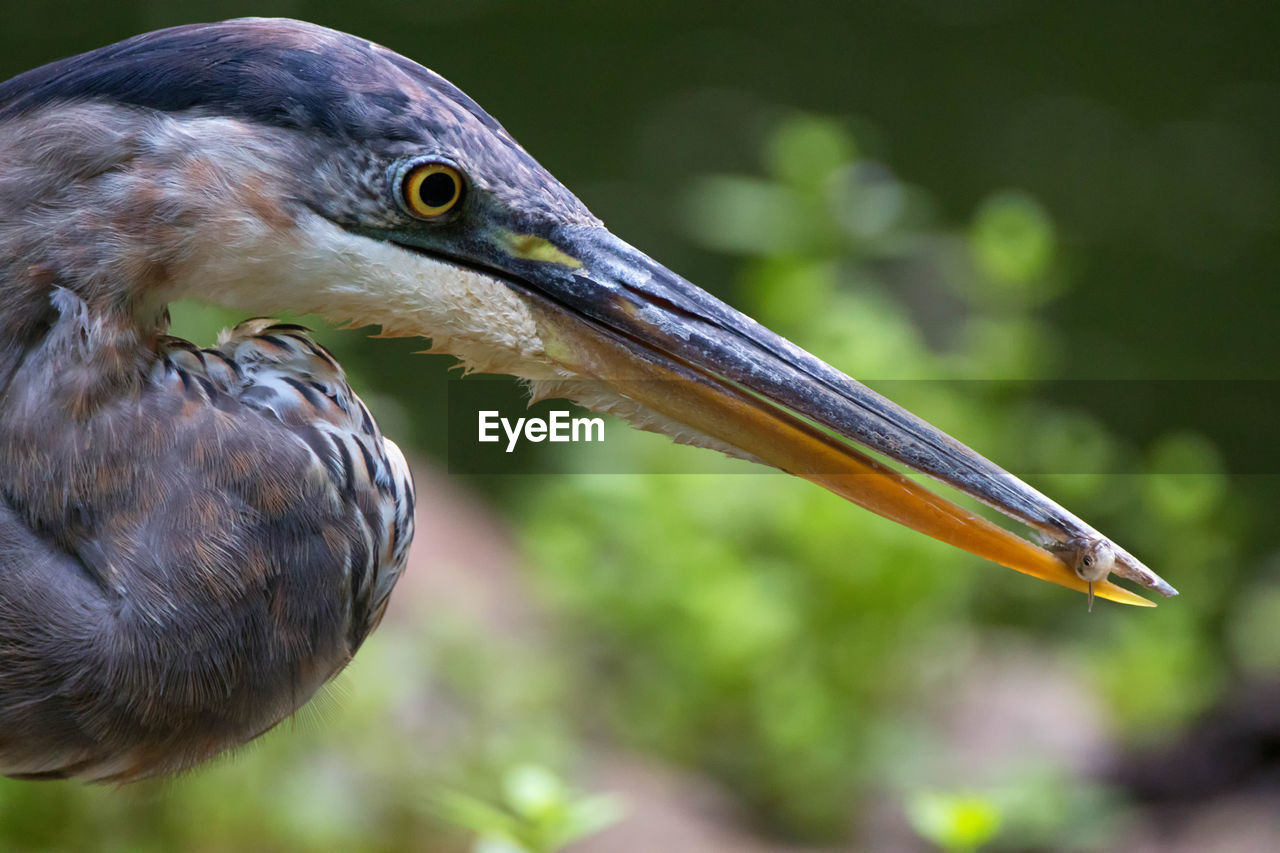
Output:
[{"xmin": 0, "ymin": 102, "xmax": 301, "ymax": 391}]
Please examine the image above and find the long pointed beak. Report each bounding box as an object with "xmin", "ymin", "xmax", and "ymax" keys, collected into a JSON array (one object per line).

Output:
[{"xmin": 500, "ymin": 226, "xmax": 1177, "ymax": 605}]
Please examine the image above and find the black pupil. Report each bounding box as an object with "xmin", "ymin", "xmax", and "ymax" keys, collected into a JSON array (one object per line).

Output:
[{"xmin": 417, "ymin": 171, "xmax": 458, "ymax": 209}]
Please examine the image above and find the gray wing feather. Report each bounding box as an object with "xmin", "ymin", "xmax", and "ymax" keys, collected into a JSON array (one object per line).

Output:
[{"xmin": 0, "ymin": 294, "xmax": 413, "ymax": 781}]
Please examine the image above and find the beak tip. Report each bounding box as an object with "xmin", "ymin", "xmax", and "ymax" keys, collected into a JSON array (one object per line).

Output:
[{"xmin": 1110, "ymin": 547, "xmax": 1178, "ymax": 598}]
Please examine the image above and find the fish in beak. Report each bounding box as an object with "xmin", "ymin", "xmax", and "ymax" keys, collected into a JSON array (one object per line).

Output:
[{"xmin": 465, "ymin": 225, "xmax": 1176, "ymax": 606}]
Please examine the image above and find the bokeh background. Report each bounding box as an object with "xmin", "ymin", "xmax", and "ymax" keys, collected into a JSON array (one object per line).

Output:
[{"xmin": 1, "ymin": 2, "xmax": 1277, "ymax": 850}]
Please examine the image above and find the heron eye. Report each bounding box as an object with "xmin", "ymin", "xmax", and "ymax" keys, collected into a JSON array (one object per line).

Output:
[{"xmin": 402, "ymin": 162, "xmax": 464, "ymax": 218}]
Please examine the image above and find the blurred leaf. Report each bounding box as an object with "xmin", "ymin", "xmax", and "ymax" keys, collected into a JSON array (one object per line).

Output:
[
  {"xmin": 1089, "ymin": 605, "xmax": 1223, "ymax": 734},
  {"xmin": 434, "ymin": 788, "xmax": 525, "ymax": 841},
  {"xmin": 503, "ymin": 765, "xmax": 563, "ymax": 821},
  {"xmin": 477, "ymin": 836, "xmax": 532, "ymax": 853},
  {"xmin": 1140, "ymin": 431, "xmax": 1226, "ymax": 522},
  {"xmin": 765, "ymin": 115, "xmax": 858, "ymax": 191},
  {"xmin": 835, "ymin": 161, "xmax": 909, "ymax": 241},
  {"xmin": 906, "ymin": 790, "xmax": 1003, "ymax": 852},
  {"xmin": 683, "ymin": 176, "xmax": 810, "ymax": 254},
  {"xmin": 970, "ymin": 192, "xmax": 1055, "ymax": 288},
  {"xmin": 1228, "ymin": 576, "xmax": 1280, "ymax": 676},
  {"xmin": 433, "ymin": 765, "xmax": 621, "ymax": 853}
]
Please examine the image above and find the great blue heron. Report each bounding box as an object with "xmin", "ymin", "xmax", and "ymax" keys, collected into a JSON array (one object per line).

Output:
[{"xmin": 0, "ymin": 18, "xmax": 1175, "ymax": 783}]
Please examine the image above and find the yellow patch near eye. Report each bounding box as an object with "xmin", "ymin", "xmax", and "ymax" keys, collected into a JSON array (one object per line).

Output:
[{"xmin": 502, "ymin": 233, "xmax": 583, "ymax": 269}]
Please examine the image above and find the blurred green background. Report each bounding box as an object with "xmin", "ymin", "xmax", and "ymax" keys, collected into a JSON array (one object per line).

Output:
[{"xmin": 1, "ymin": 2, "xmax": 1277, "ymax": 850}]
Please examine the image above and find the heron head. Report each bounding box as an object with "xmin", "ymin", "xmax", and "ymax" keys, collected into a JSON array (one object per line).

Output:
[{"xmin": 0, "ymin": 18, "xmax": 1175, "ymax": 604}]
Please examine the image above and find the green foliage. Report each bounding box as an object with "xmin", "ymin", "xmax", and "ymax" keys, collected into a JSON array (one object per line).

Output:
[
  {"xmin": 516, "ymin": 114, "xmax": 1247, "ymax": 844},
  {"xmin": 907, "ymin": 790, "xmax": 1002, "ymax": 852},
  {"xmin": 1228, "ymin": 575, "xmax": 1280, "ymax": 676},
  {"xmin": 0, "ymin": 617, "xmax": 587, "ymax": 853},
  {"xmin": 905, "ymin": 765, "xmax": 1126, "ymax": 853},
  {"xmin": 523, "ymin": 467, "xmax": 978, "ymax": 837},
  {"xmin": 970, "ymin": 192, "xmax": 1055, "ymax": 289},
  {"xmin": 432, "ymin": 764, "xmax": 622, "ymax": 853}
]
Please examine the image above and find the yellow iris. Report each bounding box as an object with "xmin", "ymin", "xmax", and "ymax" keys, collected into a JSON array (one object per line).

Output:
[{"xmin": 402, "ymin": 162, "xmax": 463, "ymax": 218}]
